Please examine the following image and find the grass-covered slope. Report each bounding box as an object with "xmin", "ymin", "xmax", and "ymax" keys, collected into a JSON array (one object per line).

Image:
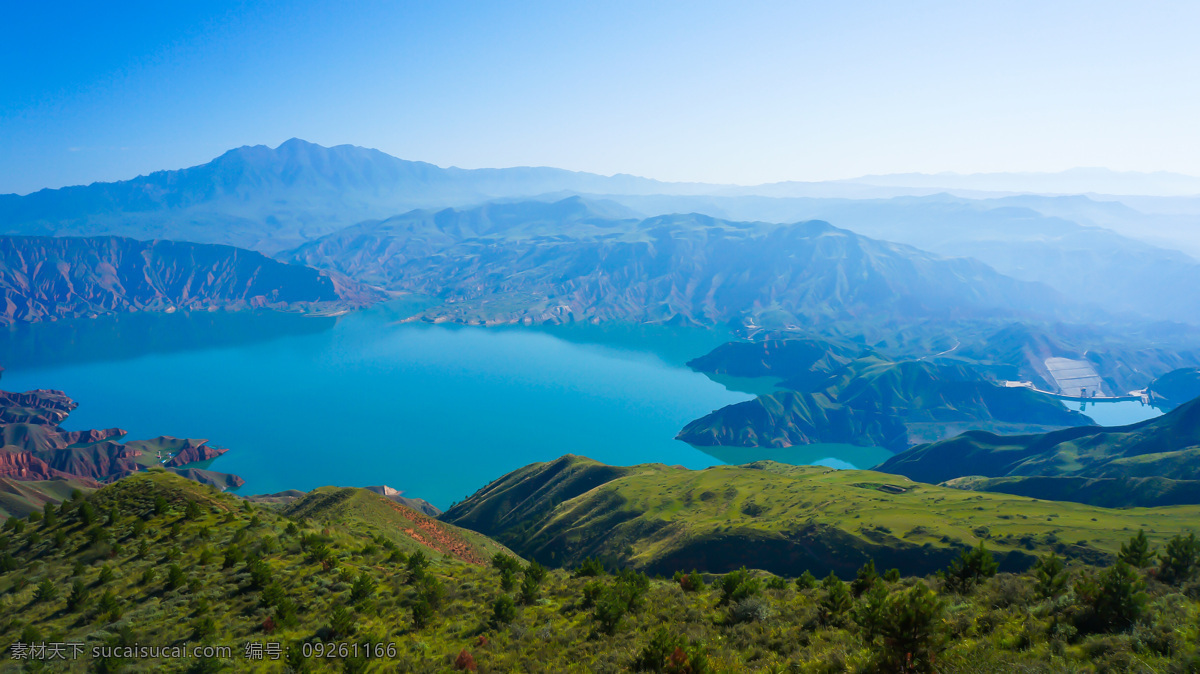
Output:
[
  {"xmin": 280, "ymin": 486, "xmax": 515, "ymax": 564},
  {"xmin": 0, "ymin": 477, "xmax": 93, "ymax": 518},
  {"xmin": 0, "ymin": 470, "xmax": 521, "ymax": 672},
  {"xmin": 877, "ymin": 394, "xmax": 1200, "ymax": 506},
  {"xmin": 442, "ymin": 455, "xmax": 1200, "ymax": 578},
  {"xmin": 5, "ymin": 467, "xmax": 1200, "ymax": 672}
]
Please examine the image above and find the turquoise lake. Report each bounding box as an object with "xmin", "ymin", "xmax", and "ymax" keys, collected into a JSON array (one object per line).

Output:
[
  {"xmin": 0, "ymin": 301, "xmax": 786, "ymax": 509},
  {"xmin": 5, "ymin": 302, "xmax": 1161, "ymax": 509}
]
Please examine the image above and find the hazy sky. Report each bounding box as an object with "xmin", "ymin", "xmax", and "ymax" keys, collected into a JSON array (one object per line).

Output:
[{"xmin": 3, "ymin": 1, "xmax": 1199, "ymax": 194}]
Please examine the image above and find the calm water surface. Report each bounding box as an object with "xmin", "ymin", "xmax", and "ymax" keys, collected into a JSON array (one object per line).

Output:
[{"xmin": 2, "ymin": 302, "xmax": 771, "ymax": 508}]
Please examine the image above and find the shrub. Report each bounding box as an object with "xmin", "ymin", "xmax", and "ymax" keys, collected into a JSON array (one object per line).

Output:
[
  {"xmin": 453, "ymin": 649, "xmax": 478, "ymax": 672},
  {"xmin": 98, "ymin": 564, "xmax": 114, "ymax": 585},
  {"xmin": 729, "ymin": 596, "xmax": 773, "ymax": 624},
  {"xmin": 632, "ymin": 627, "xmax": 712, "ymax": 673},
  {"xmin": 573, "ymin": 557, "xmax": 605, "ymax": 577},
  {"xmin": 718, "ymin": 567, "xmax": 762, "ymax": 605},
  {"xmin": 796, "ymin": 570, "xmax": 818, "ymax": 590},
  {"xmin": 675, "ymin": 570, "xmax": 705, "ymax": 592},
  {"xmin": 765, "ymin": 575, "xmax": 789, "ymax": 591}
]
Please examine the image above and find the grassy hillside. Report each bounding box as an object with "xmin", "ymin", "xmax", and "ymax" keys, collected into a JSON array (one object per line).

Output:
[
  {"xmin": 0, "ymin": 477, "xmax": 93, "ymax": 519},
  {"xmin": 279, "ymin": 486, "xmax": 515, "ymax": 563},
  {"xmin": 877, "ymin": 394, "xmax": 1200, "ymax": 506},
  {"xmin": 5, "ymin": 465, "xmax": 1200, "ymax": 672},
  {"xmin": 441, "ymin": 456, "xmax": 1200, "ymax": 578}
]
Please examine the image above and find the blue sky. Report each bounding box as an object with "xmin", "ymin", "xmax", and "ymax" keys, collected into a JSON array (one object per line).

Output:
[{"xmin": 2, "ymin": 1, "xmax": 1198, "ymax": 194}]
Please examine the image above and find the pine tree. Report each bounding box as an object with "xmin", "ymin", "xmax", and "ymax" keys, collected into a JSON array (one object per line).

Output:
[
  {"xmin": 819, "ymin": 572, "xmax": 853, "ymax": 625},
  {"xmin": 1158, "ymin": 533, "xmax": 1200, "ymax": 585},
  {"xmin": 872, "ymin": 584, "xmax": 947, "ymax": 673},
  {"xmin": 329, "ymin": 604, "xmax": 355, "ymax": 637},
  {"xmin": 796, "ymin": 570, "xmax": 818, "ymax": 590},
  {"xmin": 1075, "ymin": 560, "xmax": 1147, "ymax": 633},
  {"xmin": 350, "ymin": 571, "xmax": 376, "ymax": 604},
  {"xmin": 944, "ymin": 542, "xmax": 999, "ymax": 594},
  {"xmin": 1119, "ymin": 529, "xmax": 1154, "ymax": 567},
  {"xmin": 34, "ymin": 577, "xmax": 58, "ymax": 603},
  {"xmin": 492, "ymin": 595, "xmax": 517, "ymax": 625},
  {"xmin": 852, "ymin": 559, "xmax": 879, "ymax": 596},
  {"xmin": 66, "ymin": 579, "xmax": 90, "ymax": 611},
  {"xmin": 1035, "ymin": 553, "xmax": 1068, "ymax": 599}
]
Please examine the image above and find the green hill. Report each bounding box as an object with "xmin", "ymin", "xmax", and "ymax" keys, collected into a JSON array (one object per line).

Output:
[
  {"xmin": 4, "ymin": 468, "xmax": 1200, "ymax": 672},
  {"xmin": 679, "ymin": 341, "xmax": 1090, "ymax": 452},
  {"xmin": 280, "ymin": 486, "xmax": 515, "ymax": 564},
  {"xmin": 876, "ymin": 395, "xmax": 1200, "ymax": 506},
  {"xmin": 441, "ymin": 455, "xmax": 1200, "ymax": 578},
  {"xmin": 1149, "ymin": 367, "xmax": 1200, "ymax": 411}
]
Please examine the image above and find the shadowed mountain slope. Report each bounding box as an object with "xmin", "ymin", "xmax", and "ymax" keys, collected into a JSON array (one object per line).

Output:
[{"xmin": 876, "ymin": 394, "xmax": 1200, "ymax": 506}]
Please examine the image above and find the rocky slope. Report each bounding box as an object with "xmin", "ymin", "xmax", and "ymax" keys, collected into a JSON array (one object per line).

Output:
[
  {"xmin": 0, "ymin": 388, "xmax": 244, "ymax": 515},
  {"xmin": 876, "ymin": 394, "xmax": 1200, "ymax": 506},
  {"xmin": 0, "ymin": 234, "xmax": 378, "ymax": 325}
]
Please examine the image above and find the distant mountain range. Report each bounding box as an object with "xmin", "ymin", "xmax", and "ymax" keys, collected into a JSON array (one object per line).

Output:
[
  {"xmin": 0, "ymin": 139, "xmax": 712, "ymax": 254},
  {"xmin": 286, "ymin": 197, "xmax": 1093, "ymax": 329},
  {"xmin": 4, "ymin": 139, "xmax": 1199, "ymax": 326}
]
